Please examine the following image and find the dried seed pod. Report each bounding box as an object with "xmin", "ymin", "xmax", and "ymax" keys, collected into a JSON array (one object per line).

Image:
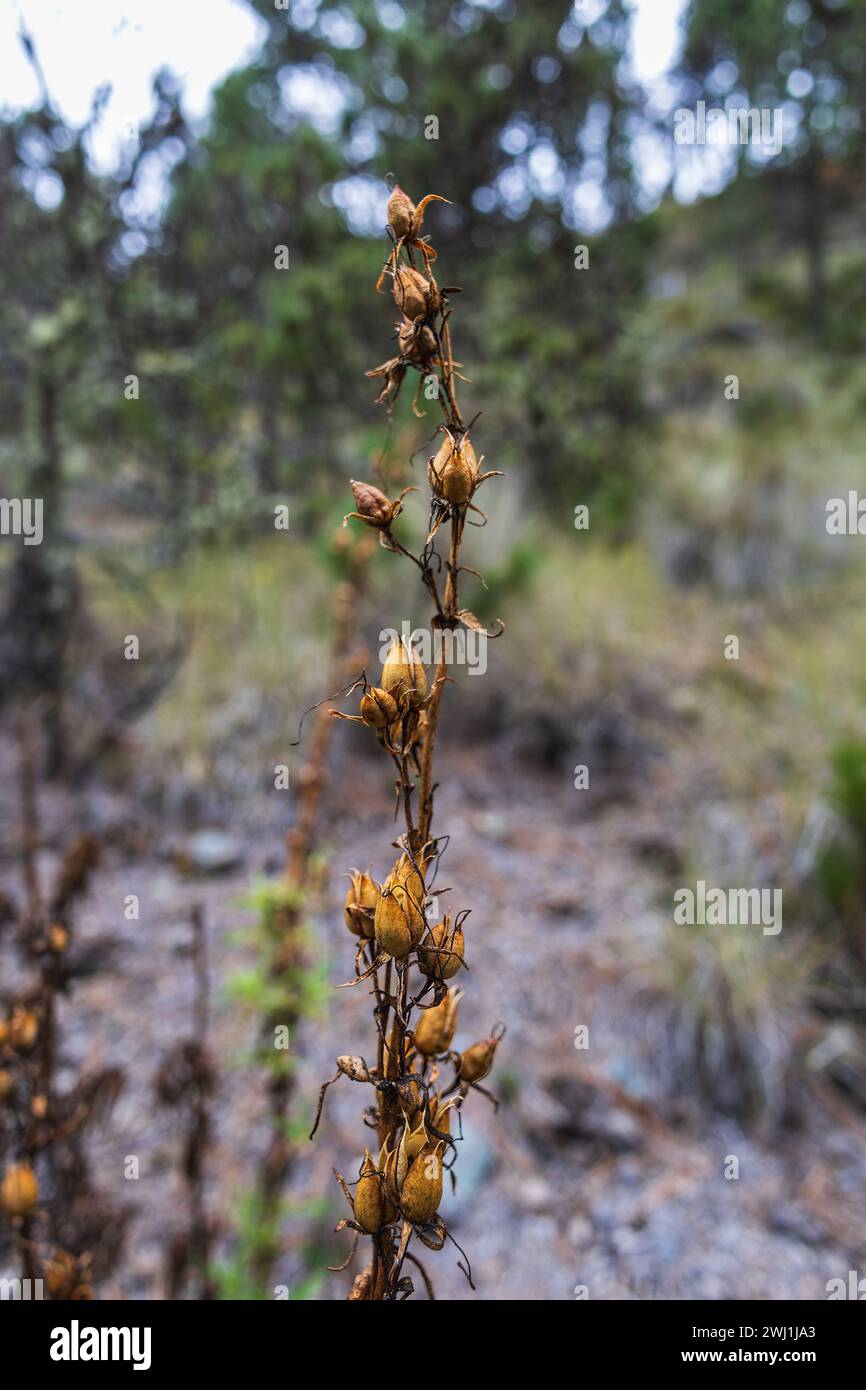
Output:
[
  {"xmin": 458, "ymin": 1031, "xmax": 502, "ymax": 1085},
  {"xmin": 383, "ymin": 1130, "xmax": 409, "ymax": 1203},
  {"xmin": 417, "ymin": 914, "xmax": 465, "ymax": 982},
  {"xmin": 0, "ymin": 1070, "xmax": 13, "ymax": 1102},
  {"xmin": 1, "ymin": 1162, "xmax": 39, "ymax": 1218},
  {"xmin": 9, "ymin": 1008, "xmax": 38, "ymax": 1052},
  {"xmin": 393, "ymin": 266, "xmax": 432, "ymax": 321},
  {"xmin": 374, "ymin": 853, "xmax": 427, "ymax": 958},
  {"xmin": 359, "ymin": 687, "xmax": 398, "ymax": 729},
  {"xmin": 344, "ymin": 869, "xmax": 377, "ymax": 938},
  {"xmin": 48, "ymin": 923, "xmax": 68, "ymax": 953},
  {"xmin": 353, "ymin": 1150, "xmax": 384, "ymax": 1234},
  {"xmin": 346, "ymin": 479, "xmax": 411, "ymax": 531},
  {"xmin": 400, "ymin": 1142, "xmax": 444, "ymax": 1224},
  {"xmin": 44, "ymin": 1249, "xmax": 91, "ymax": 1300},
  {"xmin": 413, "ymin": 987, "xmax": 461, "ymax": 1056},
  {"xmin": 428, "ymin": 430, "xmax": 479, "ymax": 505},
  {"xmin": 387, "ymin": 185, "xmax": 416, "ymax": 239},
  {"xmin": 398, "ymin": 317, "xmax": 437, "ymax": 365},
  {"xmin": 336, "ymin": 1054, "xmax": 372, "ymax": 1083},
  {"xmin": 381, "ymin": 637, "xmax": 427, "ymax": 709}
]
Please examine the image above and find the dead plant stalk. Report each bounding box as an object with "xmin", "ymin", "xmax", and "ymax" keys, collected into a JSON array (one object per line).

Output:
[{"xmin": 313, "ymin": 180, "xmax": 503, "ymax": 1301}]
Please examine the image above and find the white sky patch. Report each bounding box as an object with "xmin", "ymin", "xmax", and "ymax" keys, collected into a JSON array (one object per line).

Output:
[
  {"xmin": 0, "ymin": 0, "xmax": 266, "ymax": 169},
  {"xmin": 0, "ymin": 0, "xmax": 726, "ymax": 224},
  {"xmin": 627, "ymin": 0, "xmax": 688, "ymax": 84}
]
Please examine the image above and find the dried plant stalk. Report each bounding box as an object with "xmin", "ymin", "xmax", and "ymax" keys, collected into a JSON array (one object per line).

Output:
[
  {"xmin": 313, "ymin": 180, "xmax": 503, "ymax": 1301},
  {"xmin": 250, "ymin": 534, "xmax": 372, "ymax": 1291}
]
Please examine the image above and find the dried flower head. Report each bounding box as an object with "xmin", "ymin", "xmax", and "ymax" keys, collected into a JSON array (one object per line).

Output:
[
  {"xmin": 359, "ymin": 687, "xmax": 398, "ymax": 729},
  {"xmin": 381, "ymin": 637, "xmax": 427, "ymax": 710},
  {"xmin": 400, "ymin": 1142, "xmax": 444, "ymax": 1224},
  {"xmin": 344, "ymin": 868, "xmax": 377, "ymax": 938},
  {"xmin": 428, "ymin": 430, "xmax": 481, "ymax": 505},
  {"xmin": 353, "ymin": 1150, "xmax": 385, "ymax": 1234},
  {"xmin": 1, "ymin": 1162, "xmax": 39, "ymax": 1218},
  {"xmin": 374, "ymin": 853, "xmax": 427, "ymax": 958},
  {"xmin": 9, "ymin": 1007, "xmax": 38, "ymax": 1052},
  {"xmin": 417, "ymin": 914, "xmax": 465, "ymax": 982},
  {"xmin": 398, "ymin": 317, "xmax": 438, "ymax": 367},
  {"xmin": 393, "ymin": 266, "xmax": 434, "ymax": 322},
  {"xmin": 414, "ymin": 988, "xmax": 461, "ymax": 1056},
  {"xmin": 344, "ymin": 480, "xmax": 413, "ymax": 531},
  {"xmin": 458, "ymin": 1029, "xmax": 504, "ymax": 1085}
]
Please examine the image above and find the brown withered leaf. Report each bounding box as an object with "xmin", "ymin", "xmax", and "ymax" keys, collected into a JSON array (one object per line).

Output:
[{"xmin": 456, "ymin": 609, "xmax": 504, "ymax": 638}]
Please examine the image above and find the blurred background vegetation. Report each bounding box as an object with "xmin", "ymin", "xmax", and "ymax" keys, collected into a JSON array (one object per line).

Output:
[{"xmin": 2, "ymin": 0, "xmax": 866, "ymax": 1298}]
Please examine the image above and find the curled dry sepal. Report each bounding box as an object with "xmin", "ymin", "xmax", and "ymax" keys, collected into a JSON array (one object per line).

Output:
[{"xmin": 309, "ymin": 180, "xmax": 505, "ymax": 1302}]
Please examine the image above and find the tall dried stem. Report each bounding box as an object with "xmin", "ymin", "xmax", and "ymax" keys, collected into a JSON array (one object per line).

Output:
[{"xmin": 313, "ymin": 181, "xmax": 503, "ymax": 1301}]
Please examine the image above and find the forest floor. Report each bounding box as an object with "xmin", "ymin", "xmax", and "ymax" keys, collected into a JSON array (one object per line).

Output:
[{"xmin": 3, "ymin": 718, "xmax": 865, "ymax": 1303}]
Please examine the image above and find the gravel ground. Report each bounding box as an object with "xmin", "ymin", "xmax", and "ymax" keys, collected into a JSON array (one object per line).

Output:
[{"xmin": 1, "ymin": 735, "xmax": 864, "ymax": 1301}]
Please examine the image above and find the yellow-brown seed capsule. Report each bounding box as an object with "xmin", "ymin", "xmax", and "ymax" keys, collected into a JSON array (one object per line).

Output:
[
  {"xmin": 344, "ymin": 869, "xmax": 377, "ymax": 938},
  {"xmin": 353, "ymin": 1150, "xmax": 384, "ymax": 1234},
  {"xmin": 0, "ymin": 1070, "xmax": 13, "ymax": 1102},
  {"xmin": 359, "ymin": 687, "xmax": 398, "ymax": 729},
  {"xmin": 1, "ymin": 1162, "xmax": 39, "ymax": 1218},
  {"xmin": 31, "ymin": 1094, "xmax": 48, "ymax": 1120},
  {"xmin": 381, "ymin": 638, "xmax": 427, "ymax": 709},
  {"xmin": 374, "ymin": 853, "xmax": 426, "ymax": 958},
  {"xmin": 387, "ymin": 185, "xmax": 416, "ymax": 240},
  {"xmin": 458, "ymin": 1032, "xmax": 502, "ymax": 1085},
  {"xmin": 413, "ymin": 988, "xmax": 461, "ymax": 1056},
  {"xmin": 400, "ymin": 1142, "xmax": 444, "ymax": 1224},
  {"xmin": 49, "ymin": 923, "xmax": 69, "ymax": 954},
  {"xmin": 417, "ymin": 915, "xmax": 465, "ymax": 982},
  {"xmin": 347, "ymin": 479, "xmax": 408, "ymax": 532},
  {"xmin": 44, "ymin": 1250, "xmax": 81, "ymax": 1300},
  {"xmin": 428, "ymin": 431, "xmax": 479, "ymax": 505},
  {"xmin": 393, "ymin": 266, "xmax": 431, "ymax": 321},
  {"xmin": 9, "ymin": 1008, "xmax": 38, "ymax": 1052}
]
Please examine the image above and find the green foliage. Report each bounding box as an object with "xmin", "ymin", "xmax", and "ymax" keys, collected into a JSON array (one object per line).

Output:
[
  {"xmin": 816, "ymin": 740, "xmax": 866, "ymax": 913},
  {"xmin": 211, "ymin": 1190, "xmax": 332, "ymax": 1301},
  {"xmin": 224, "ymin": 879, "xmax": 330, "ymax": 1037}
]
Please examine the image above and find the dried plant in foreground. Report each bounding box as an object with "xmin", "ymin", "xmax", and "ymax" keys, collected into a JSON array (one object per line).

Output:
[
  {"xmin": 154, "ymin": 904, "xmax": 216, "ymax": 1300},
  {"xmin": 243, "ymin": 530, "xmax": 372, "ymax": 1294},
  {"xmin": 311, "ymin": 180, "xmax": 504, "ymax": 1301},
  {"xmin": 0, "ymin": 709, "xmax": 126, "ymax": 1296}
]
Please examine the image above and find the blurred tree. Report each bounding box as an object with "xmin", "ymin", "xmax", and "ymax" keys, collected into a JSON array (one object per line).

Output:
[
  {"xmin": 146, "ymin": 0, "xmax": 657, "ymax": 515},
  {"xmin": 0, "ymin": 69, "xmax": 123, "ymax": 768},
  {"xmin": 678, "ymin": 0, "xmax": 866, "ymax": 340}
]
